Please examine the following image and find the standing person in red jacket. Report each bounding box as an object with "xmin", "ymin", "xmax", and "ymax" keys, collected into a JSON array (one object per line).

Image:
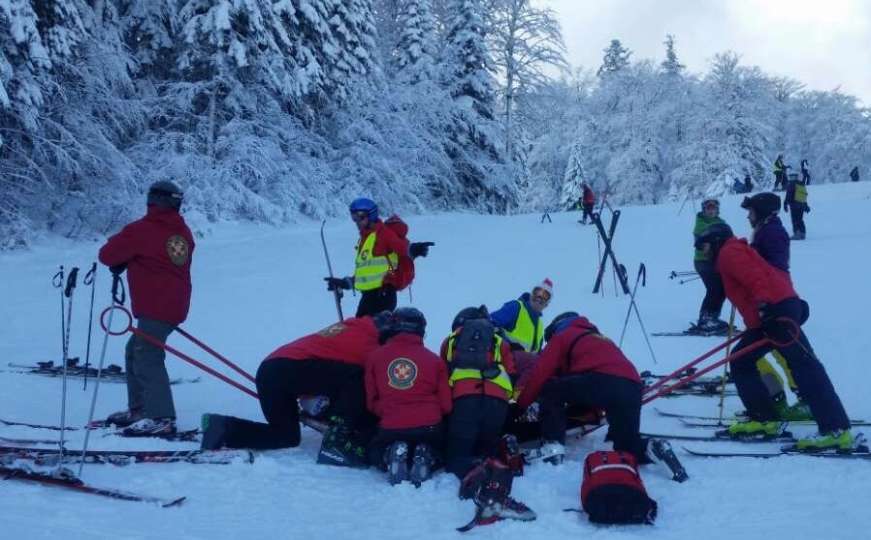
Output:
[
  {"xmin": 324, "ymin": 198, "xmax": 433, "ymax": 317},
  {"xmin": 579, "ymin": 183, "xmax": 596, "ymax": 224},
  {"xmin": 515, "ymin": 313, "xmax": 687, "ymax": 481},
  {"xmin": 365, "ymin": 308, "xmax": 452, "ymax": 486},
  {"xmin": 200, "ymin": 315, "xmax": 391, "ymax": 467},
  {"xmin": 695, "ymin": 224, "xmax": 853, "ymax": 451},
  {"xmin": 97, "ymin": 181, "xmax": 194, "ymax": 437}
]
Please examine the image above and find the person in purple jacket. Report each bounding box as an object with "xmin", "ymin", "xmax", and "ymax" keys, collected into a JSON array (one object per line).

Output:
[{"xmin": 740, "ymin": 192, "xmax": 811, "ymax": 421}]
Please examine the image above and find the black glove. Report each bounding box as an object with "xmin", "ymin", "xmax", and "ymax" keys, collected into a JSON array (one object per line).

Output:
[
  {"xmin": 409, "ymin": 241, "xmax": 435, "ymax": 259},
  {"xmin": 783, "ymin": 202, "xmax": 789, "ymax": 213},
  {"xmin": 109, "ymin": 264, "xmax": 127, "ymax": 275},
  {"xmin": 324, "ymin": 276, "xmax": 353, "ymax": 291},
  {"xmin": 805, "ymin": 205, "xmax": 810, "ymax": 213}
]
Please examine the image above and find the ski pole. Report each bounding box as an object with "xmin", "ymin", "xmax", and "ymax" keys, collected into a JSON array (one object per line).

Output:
[
  {"xmin": 82, "ymin": 263, "xmax": 97, "ymax": 390},
  {"xmin": 619, "ymin": 263, "xmax": 658, "ymax": 364},
  {"xmin": 320, "ymin": 220, "xmax": 344, "ymax": 322},
  {"xmin": 716, "ymin": 305, "xmax": 737, "ymax": 425},
  {"xmin": 57, "ymin": 266, "xmax": 79, "ymax": 470},
  {"xmin": 79, "ymin": 273, "xmax": 125, "ymax": 478},
  {"xmin": 53, "ymin": 266, "xmax": 65, "ymax": 372}
]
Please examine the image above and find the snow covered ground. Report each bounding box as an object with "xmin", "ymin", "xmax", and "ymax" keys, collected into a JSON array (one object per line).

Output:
[{"xmin": 2, "ymin": 182, "xmax": 871, "ymax": 539}]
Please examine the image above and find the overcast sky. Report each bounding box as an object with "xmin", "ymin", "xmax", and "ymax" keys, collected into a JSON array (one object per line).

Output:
[{"xmin": 540, "ymin": 0, "xmax": 871, "ymax": 106}]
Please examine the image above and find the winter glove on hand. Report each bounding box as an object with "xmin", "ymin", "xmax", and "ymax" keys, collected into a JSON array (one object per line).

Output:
[
  {"xmin": 805, "ymin": 205, "xmax": 810, "ymax": 213},
  {"xmin": 409, "ymin": 241, "xmax": 435, "ymax": 259},
  {"xmin": 109, "ymin": 264, "xmax": 127, "ymax": 276},
  {"xmin": 324, "ymin": 276, "xmax": 353, "ymax": 291},
  {"xmin": 783, "ymin": 202, "xmax": 789, "ymax": 213}
]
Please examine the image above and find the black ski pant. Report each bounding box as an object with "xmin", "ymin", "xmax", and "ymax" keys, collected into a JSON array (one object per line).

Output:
[
  {"xmin": 581, "ymin": 203, "xmax": 594, "ymax": 223},
  {"xmin": 218, "ymin": 357, "xmax": 367, "ymax": 450},
  {"xmin": 367, "ymin": 423, "xmax": 445, "ymax": 468},
  {"xmin": 538, "ymin": 372, "xmax": 650, "ymax": 463},
  {"xmin": 125, "ymin": 318, "xmax": 176, "ymax": 419},
  {"xmin": 773, "ymin": 171, "xmax": 785, "ymax": 191},
  {"xmin": 356, "ymin": 285, "xmax": 397, "ymax": 318},
  {"xmin": 788, "ymin": 202, "xmax": 806, "ymax": 236},
  {"xmin": 730, "ymin": 297, "xmax": 850, "ymax": 433},
  {"xmin": 694, "ymin": 260, "xmax": 726, "ymax": 320},
  {"xmin": 446, "ymin": 395, "xmax": 509, "ymax": 478}
]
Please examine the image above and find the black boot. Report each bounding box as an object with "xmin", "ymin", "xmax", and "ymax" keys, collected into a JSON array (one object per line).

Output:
[
  {"xmin": 409, "ymin": 443, "xmax": 435, "ymax": 487},
  {"xmin": 317, "ymin": 417, "xmax": 368, "ymax": 469},
  {"xmin": 385, "ymin": 441, "xmax": 409, "ymax": 485},
  {"xmin": 647, "ymin": 439, "xmax": 689, "ymax": 482}
]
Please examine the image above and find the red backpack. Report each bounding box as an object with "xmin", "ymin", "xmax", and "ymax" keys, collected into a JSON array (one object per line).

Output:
[
  {"xmin": 384, "ymin": 215, "xmax": 414, "ymax": 291},
  {"xmin": 580, "ymin": 451, "xmax": 657, "ymax": 525}
]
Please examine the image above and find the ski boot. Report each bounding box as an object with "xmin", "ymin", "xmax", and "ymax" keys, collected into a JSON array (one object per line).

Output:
[
  {"xmin": 499, "ymin": 434, "xmax": 524, "ymax": 477},
  {"xmin": 122, "ymin": 417, "xmax": 177, "ymax": 437},
  {"xmin": 721, "ymin": 420, "xmax": 787, "ymax": 440},
  {"xmin": 409, "ymin": 443, "xmax": 435, "ymax": 487},
  {"xmin": 647, "ymin": 439, "xmax": 689, "ymax": 482},
  {"xmin": 317, "ymin": 416, "xmax": 368, "ymax": 469},
  {"xmin": 537, "ymin": 441, "xmax": 566, "ymax": 465},
  {"xmin": 776, "ymin": 399, "xmax": 814, "ymax": 422},
  {"xmin": 796, "ymin": 430, "xmax": 856, "ymax": 453},
  {"xmin": 200, "ymin": 413, "xmax": 228, "ymax": 450},
  {"xmin": 385, "ymin": 441, "xmax": 409, "ymax": 485},
  {"xmin": 106, "ymin": 408, "xmax": 143, "ymax": 428}
]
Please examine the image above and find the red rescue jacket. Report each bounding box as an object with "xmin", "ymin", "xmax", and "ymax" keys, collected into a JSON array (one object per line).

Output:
[
  {"xmin": 583, "ymin": 186, "xmax": 595, "ymax": 205},
  {"xmin": 365, "ymin": 333, "xmax": 452, "ymax": 430},
  {"xmin": 98, "ymin": 206, "xmax": 194, "ymax": 325},
  {"xmin": 266, "ymin": 317, "xmax": 380, "ymax": 366},
  {"xmin": 439, "ymin": 337, "xmax": 517, "ymax": 401},
  {"xmin": 516, "ymin": 317, "xmax": 640, "ymax": 409},
  {"xmin": 716, "ymin": 237, "xmax": 798, "ymax": 329}
]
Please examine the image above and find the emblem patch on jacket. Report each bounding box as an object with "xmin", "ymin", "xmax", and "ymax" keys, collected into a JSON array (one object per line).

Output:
[
  {"xmin": 387, "ymin": 357, "xmax": 418, "ymax": 390},
  {"xmin": 166, "ymin": 235, "xmax": 190, "ymax": 266},
  {"xmin": 317, "ymin": 322, "xmax": 345, "ymax": 337}
]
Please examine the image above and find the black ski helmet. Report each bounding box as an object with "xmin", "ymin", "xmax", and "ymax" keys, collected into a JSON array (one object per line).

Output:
[
  {"xmin": 147, "ymin": 180, "xmax": 183, "ymax": 210},
  {"xmin": 451, "ymin": 305, "xmax": 489, "ymax": 331},
  {"xmin": 701, "ymin": 198, "xmax": 719, "ymax": 211},
  {"xmin": 544, "ymin": 311, "xmax": 580, "ymax": 343},
  {"xmin": 694, "ymin": 222, "xmax": 734, "ymax": 254},
  {"xmin": 741, "ymin": 192, "xmax": 781, "ymax": 218},
  {"xmin": 391, "ymin": 307, "xmax": 426, "ymax": 337}
]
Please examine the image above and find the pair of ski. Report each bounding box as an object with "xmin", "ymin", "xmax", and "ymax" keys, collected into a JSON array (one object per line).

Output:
[
  {"xmin": 1, "ymin": 464, "xmax": 187, "ymax": 507},
  {"xmin": 5, "ymin": 362, "xmax": 200, "ymax": 385},
  {"xmin": 651, "ymin": 325, "xmax": 731, "ymax": 338},
  {"xmin": 1, "ymin": 417, "xmax": 200, "ymax": 442},
  {"xmin": 653, "ymin": 408, "xmax": 871, "ymax": 427},
  {"xmin": 683, "ymin": 445, "xmax": 871, "ymax": 459},
  {"xmin": 0, "ymin": 444, "xmax": 252, "ymax": 466}
]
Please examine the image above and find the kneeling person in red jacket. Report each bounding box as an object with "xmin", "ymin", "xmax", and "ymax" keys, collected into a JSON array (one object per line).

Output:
[
  {"xmin": 201, "ymin": 315, "xmax": 390, "ymax": 468},
  {"xmin": 515, "ymin": 313, "xmax": 687, "ymax": 481},
  {"xmin": 98, "ymin": 181, "xmax": 194, "ymax": 437},
  {"xmin": 365, "ymin": 308, "xmax": 452, "ymax": 486},
  {"xmin": 695, "ymin": 223, "xmax": 853, "ymax": 451}
]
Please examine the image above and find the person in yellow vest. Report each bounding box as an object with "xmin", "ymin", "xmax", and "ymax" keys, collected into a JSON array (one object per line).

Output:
[
  {"xmin": 490, "ymin": 279, "xmax": 552, "ymax": 353},
  {"xmin": 784, "ymin": 173, "xmax": 809, "ymax": 240},
  {"xmin": 773, "ymin": 154, "xmax": 787, "ymax": 191},
  {"xmin": 325, "ymin": 198, "xmax": 433, "ymax": 317}
]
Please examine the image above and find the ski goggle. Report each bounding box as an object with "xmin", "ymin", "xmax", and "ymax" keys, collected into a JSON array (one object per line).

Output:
[{"xmin": 350, "ymin": 211, "xmax": 369, "ymax": 222}]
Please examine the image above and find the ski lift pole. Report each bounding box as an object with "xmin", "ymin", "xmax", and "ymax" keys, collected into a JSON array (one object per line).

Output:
[{"xmin": 320, "ymin": 220, "xmax": 344, "ymax": 322}]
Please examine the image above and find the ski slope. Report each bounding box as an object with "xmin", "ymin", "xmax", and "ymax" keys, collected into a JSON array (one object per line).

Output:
[{"xmin": 2, "ymin": 182, "xmax": 871, "ymax": 539}]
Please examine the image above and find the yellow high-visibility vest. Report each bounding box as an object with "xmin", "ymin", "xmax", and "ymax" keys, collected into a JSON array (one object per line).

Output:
[
  {"xmin": 503, "ymin": 301, "xmax": 544, "ymax": 353},
  {"xmin": 445, "ymin": 332, "xmax": 513, "ymax": 396},
  {"xmin": 354, "ymin": 231, "xmax": 398, "ymax": 291},
  {"xmin": 794, "ymin": 183, "xmax": 808, "ymax": 203}
]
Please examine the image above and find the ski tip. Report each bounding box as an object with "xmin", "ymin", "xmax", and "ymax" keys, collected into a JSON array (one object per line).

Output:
[{"xmin": 162, "ymin": 496, "xmax": 187, "ymax": 508}]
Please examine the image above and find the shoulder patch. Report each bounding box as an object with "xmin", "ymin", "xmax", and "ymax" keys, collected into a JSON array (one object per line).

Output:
[
  {"xmin": 387, "ymin": 357, "xmax": 418, "ymax": 390},
  {"xmin": 166, "ymin": 235, "xmax": 190, "ymax": 266}
]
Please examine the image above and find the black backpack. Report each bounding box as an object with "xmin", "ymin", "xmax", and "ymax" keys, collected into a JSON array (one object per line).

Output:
[{"xmin": 451, "ymin": 318, "xmax": 501, "ymax": 379}]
